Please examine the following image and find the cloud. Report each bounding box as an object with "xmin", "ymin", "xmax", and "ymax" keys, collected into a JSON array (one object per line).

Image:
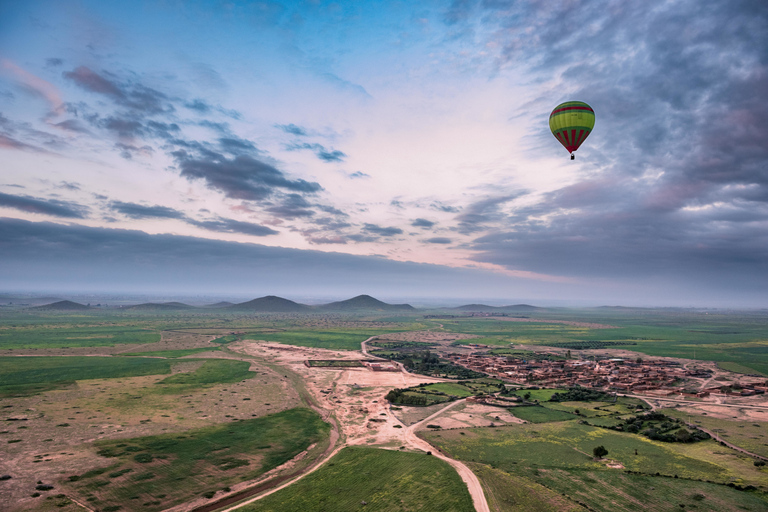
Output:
[
  {"xmin": 0, "ymin": 134, "xmax": 44, "ymax": 152},
  {"xmin": 63, "ymin": 66, "xmax": 172, "ymax": 114},
  {"xmin": 188, "ymin": 218, "xmax": 279, "ymax": 236},
  {"xmin": 46, "ymin": 58, "xmax": 63, "ymax": 67},
  {"xmin": 218, "ymin": 137, "xmax": 258, "ymax": 154},
  {"xmin": 174, "ymin": 152, "xmax": 322, "ymax": 201},
  {"xmin": 1, "ymin": 58, "xmax": 64, "ymax": 117},
  {"xmin": 185, "ymin": 99, "xmax": 211, "ymax": 113},
  {"xmin": 285, "ymin": 142, "xmax": 346, "ymax": 162},
  {"xmin": 0, "ymin": 217, "xmax": 554, "ymax": 299},
  {"xmin": 455, "ymin": 194, "xmax": 523, "ymax": 235},
  {"xmin": 109, "ymin": 201, "xmax": 186, "ymax": 220},
  {"xmin": 0, "ymin": 192, "xmax": 89, "ymax": 218},
  {"xmin": 362, "ymin": 223, "xmax": 403, "ymax": 237},
  {"xmin": 430, "ymin": 201, "xmax": 460, "ymax": 213},
  {"xmin": 411, "ymin": 218, "xmax": 435, "ymax": 228},
  {"xmin": 52, "ymin": 119, "xmax": 89, "ymax": 133},
  {"xmin": 448, "ymin": 0, "xmax": 768, "ymax": 290},
  {"xmin": 276, "ymin": 123, "xmax": 308, "ymax": 136},
  {"xmin": 265, "ymin": 194, "xmax": 315, "ymax": 219},
  {"xmin": 425, "ymin": 237, "xmax": 452, "ymax": 244},
  {"xmin": 348, "ymin": 171, "xmax": 370, "ymax": 179}
]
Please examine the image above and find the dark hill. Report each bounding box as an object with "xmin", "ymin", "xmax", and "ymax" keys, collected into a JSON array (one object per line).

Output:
[
  {"xmin": 229, "ymin": 296, "xmax": 310, "ymax": 312},
  {"xmin": 320, "ymin": 295, "xmax": 414, "ymax": 311},
  {"xmin": 125, "ymin": 302, "xmax": 194, "ymax": 310},
  {"xmin": 33, "ymin": 300, "xmax": 89, "ymax": 310}
]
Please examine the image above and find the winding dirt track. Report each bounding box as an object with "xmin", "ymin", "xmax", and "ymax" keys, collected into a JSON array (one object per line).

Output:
[
  {"xmin": 207, "ymin": 335, "xmax": 490, "ymax": 512},
  {"xmin": 401, "ymin": 399, "xmax": 490, "ymax": 512}
]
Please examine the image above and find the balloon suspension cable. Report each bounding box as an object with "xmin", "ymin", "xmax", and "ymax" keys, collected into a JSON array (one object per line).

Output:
[{"xmin": 570, "ymin": 153, "xmax": 575, "ymax": 160}]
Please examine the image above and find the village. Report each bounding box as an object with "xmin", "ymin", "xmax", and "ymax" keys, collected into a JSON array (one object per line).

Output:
[{"xmin": 445, "ymin": 351, "xmax": 768, "ymax": 399}]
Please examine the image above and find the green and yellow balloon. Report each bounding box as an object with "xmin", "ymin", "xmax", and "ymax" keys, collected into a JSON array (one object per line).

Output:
[{"xmin": 549, "ymin": 101, "xmax": 595, "ymax": 160}]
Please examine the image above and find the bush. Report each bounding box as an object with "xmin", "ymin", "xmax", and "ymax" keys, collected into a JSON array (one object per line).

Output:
[
  {"xmin": 593, "ymin": 446, "xmax": 608, "ymax": 459},
  {"xmin": 133, "ymin": 453, "xmax": 153, "ymax": 463}
]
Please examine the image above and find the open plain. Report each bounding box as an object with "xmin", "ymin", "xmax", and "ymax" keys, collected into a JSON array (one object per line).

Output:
[{"xmin": 2, "ymin": 305, "xmax": 768, "ymax": 511}]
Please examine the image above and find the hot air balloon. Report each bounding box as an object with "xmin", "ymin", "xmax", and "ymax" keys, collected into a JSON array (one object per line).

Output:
[{"xmin": 549, "ymin": 101, "xmax": 595, "ymax": 160}]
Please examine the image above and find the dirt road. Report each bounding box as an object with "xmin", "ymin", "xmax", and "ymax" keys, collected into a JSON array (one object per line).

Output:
[{"xmin": 400, "ymin": 400, "xmax": 491, "ymax": 512}]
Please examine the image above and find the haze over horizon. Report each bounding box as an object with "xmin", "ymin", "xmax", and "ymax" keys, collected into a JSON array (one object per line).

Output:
[{"xmin": 1, "ymin": 1, "xmax": 767, "ymax": 308}]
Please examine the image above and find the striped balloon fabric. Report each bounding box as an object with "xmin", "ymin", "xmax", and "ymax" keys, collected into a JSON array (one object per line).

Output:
[{"xmin": 549, "ymin": 101, "xmax": 595, "ymax": 158}]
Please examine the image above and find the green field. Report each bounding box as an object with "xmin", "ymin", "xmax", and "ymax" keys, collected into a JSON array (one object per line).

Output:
[
  {"xmin": 0, "ymin": 356, "xmax": 172, "ymax": 396},
  {"xmin": 0, "ymin": 324, "xmax": 160, "ymax": 349},
  {"xmin": 157, "ymin": 359, "xmax": 255, "ymax": 390},
  {"xmin": 421, "ymin": 420, "xmax": 768, "ymax": 510},
  {"xmin": 527, "ymin": 468, "xmax": 768, "ymax": 512},
  {"xmin": 509, "ymin": 406, "xmax": 578, "ymax": 423},
  {"xmin": 387, "ymin": 380, "xmax": 505, "ymax": 406},
  {"xmin": 120, "ymin": 347, "xmax": 220, "ymax": 358},
  {"xmin": 67, "ymin": 408, "xmax": 329, "ymax": 512},
  {"xmin": 239, "ymin": 446, "xmax": 474, "ymax": 512},
  {"xmin": 662, "ymin": 409, "xmax": 768, "ymax": 459},
  {"xmin": 246, "ymin": 329, "xmax": 410, "ymax": 350},
  {"xmin": 510, "ymin": 388, "xmax": 566, "ymax": 401}
]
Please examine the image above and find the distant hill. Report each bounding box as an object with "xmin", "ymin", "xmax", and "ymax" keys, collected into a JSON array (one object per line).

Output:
[
  {"xmin": 319, "ymin": 294, "xmax": 414, "ymax": 311},
  {"xmin": 453, "ymin": 303, "xmax": 544, "ymax": 312},
  {"xmin": 229, "ymin": 296, "xmax": 310, "ymax": 312},
  {"xmin": 33, "ymin": 300, "xmax": 89, "ymax": 310},
  {"xmin": 125, "ymin": 302, "xmax": 195, "ymax": 310},
  {"xmin": 203, "ymin": 301, "xmax": 235, "ymax": 308}
]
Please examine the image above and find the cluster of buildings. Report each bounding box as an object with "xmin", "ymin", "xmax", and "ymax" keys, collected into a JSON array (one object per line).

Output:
[{"xmin": 446, "ymin": 353, "xmax": 711, "ymax": 395}]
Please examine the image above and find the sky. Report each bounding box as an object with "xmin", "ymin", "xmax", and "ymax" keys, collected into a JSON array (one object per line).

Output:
[{"xmin": 1, "ymin": 0, "xmax": 767, "ymax": 307}]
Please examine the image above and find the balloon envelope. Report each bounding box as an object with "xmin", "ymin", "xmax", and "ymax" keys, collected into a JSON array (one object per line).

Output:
[{"xmin": 549, "ymin": 101, "xmax": 595, "ymax": 155}]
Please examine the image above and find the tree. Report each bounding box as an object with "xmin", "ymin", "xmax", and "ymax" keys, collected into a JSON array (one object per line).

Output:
[{"xmin": 593, "ymin": 445, "xmax": 608, "ymax": 459}]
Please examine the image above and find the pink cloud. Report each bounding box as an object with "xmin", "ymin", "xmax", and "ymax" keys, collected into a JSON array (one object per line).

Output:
[{"xmin": 0, "ymin": 59, "xmax": 64, "ymax": 118}]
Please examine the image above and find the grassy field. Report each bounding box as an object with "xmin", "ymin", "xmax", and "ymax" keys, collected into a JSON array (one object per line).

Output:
[
  {"xmin": 0, "ymin": 356, "xmax": 172, "ymax": 397},
  {"xmin": 0, "ymin": 325, "xmax": 160, "ymax": 349},
  {"xmin": 662, "ymin": 408, "xmax": 768, "ymax": 458},
  {"xmin": 466, "ymin": 462, "xmax": 587, "ymax": 512},
  {"xmin": 510, "ymin": 388, "xmax": 566, "ymax": 401},
  {"xmin": 529, "ymin": 467, "xmax": 768, "ymax": 512},
  {"xmin": 157, "ymin": 359, "xmax": 255, "ymax": 390},
  {"xmin": 422, "ymin": 421, "xmax": 729, "ymax": 481},
  {"xmin": 66, "ymin": 408, "xmax": 329, "ymax": 512},
  {"xmin": 239, "ymin": 446, "xmax": 474, "ymax": 512},
  {"xmin": 422, "ymin": 419, "xmax": 768, "ymax": 509},
  {"xmin": 119, "ymin": 347, "xmax": 220, "ymax": 358},
  {"xmin": 508, "ymin": 406, "xmax": 578, "ymax": 423},
  {"xmin": 245, "ymin": 329, "xmax": 405, "ymax": 350}
]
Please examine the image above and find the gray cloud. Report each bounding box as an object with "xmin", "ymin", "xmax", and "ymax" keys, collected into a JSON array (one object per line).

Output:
[
  {"xmin": 109, "ymin": 201, "xmax": 186, "ymax": 220},
  {"xmin": 0, "ymin": 217, "xmax": 557, "ymax": 300},
  {"xmin": 52, "ymin": 119, "xmax": 89, "ymax": 133},
  {"xmin": 285, "ymin": 142, "xmax": 346, "ymax": 162},
  {"xmin": 265, "ymin": 194, "xmax": 315, "ymax": 219},
  {"xmin": 425, "ymin": 237, "xmax": 452, "ymax": 244},
  {"xmin": 430, "ymin": 201, "xmax": 460, "ymax": 213},
  {"xmin": 411, "ymin": 218, "xmax": 435, "ymax": 228},
  {"xmin": 174, "ymin": 151, "xmax": 322, "ymax": 201},
  {"xmin": 277, "ymin": 123, "xmax": 308, "ymax": 136},
  {"xmin": 63, "ymin": 66, "xmax": 172, "ymax": 115},
  {"xmin": 442, "ymin": 0, "xmax": 768, "ymax": 290},
  {"xmin": 188, "ymin": 218, "xmax": 279, "ymax": 237},
  {"xmin": 456, "ymin": 194, "xmax": 523, "ymax": 235},
  {"xmin": 362, "ymin": 223, "xmax": 403, "ymax": 237},
  {"xmin": 0, "ymin": 192, "xmax": 88, "ymax": 218},
  {"xmin": 348, "ymin": 171, "xmax": 370, "ymax": 179}
]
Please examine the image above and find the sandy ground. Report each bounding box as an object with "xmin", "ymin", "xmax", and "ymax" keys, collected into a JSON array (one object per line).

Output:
[{"xmin": 228, "ymin": 339, "xmax": 492, "ymax": 511}]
